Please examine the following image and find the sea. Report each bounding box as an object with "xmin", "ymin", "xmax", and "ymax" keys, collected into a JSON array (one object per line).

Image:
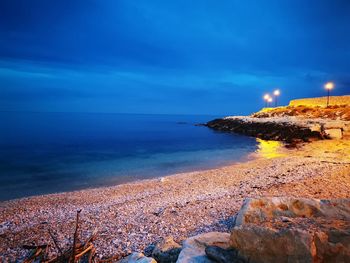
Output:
[{"xmin": 0, "ymin": 112, "xmax": 259, "ymax": 200}]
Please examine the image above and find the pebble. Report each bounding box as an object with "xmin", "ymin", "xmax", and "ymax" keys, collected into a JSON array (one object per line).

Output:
[{"xmin": 0, "ymin": 140, "xmax": 349, "ymax": 261}]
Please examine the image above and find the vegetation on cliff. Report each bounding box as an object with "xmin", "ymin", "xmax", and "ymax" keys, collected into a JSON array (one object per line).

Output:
[{"xmin": 252, "ymin": 104, "xmax": 350, "ymax": 121}]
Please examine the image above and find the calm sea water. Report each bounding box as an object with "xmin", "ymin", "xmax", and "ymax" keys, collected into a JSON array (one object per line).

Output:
[{"xmin": 0, "ymin": 112, "xmax": 258, "ymax": 200}]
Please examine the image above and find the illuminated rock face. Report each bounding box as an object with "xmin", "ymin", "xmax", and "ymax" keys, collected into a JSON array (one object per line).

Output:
[
  {"xmin": 289, "ymin": 95, "xmax": 350, "ymax": 107},
  {"xmin": 230, "ymin": 198, "xmax": 350, "ymax": 263},
  {"xmin": 324, "ymin": 128, "xmax": 343, "ymax": 139}
]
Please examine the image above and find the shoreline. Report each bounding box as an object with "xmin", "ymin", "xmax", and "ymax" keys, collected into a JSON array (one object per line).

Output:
[
  {"xmin": 1, "ymin": 139, "xmax": 350, "ymax": 261},
  {"xmin": 0, "ymin": 146, "xmax": 258, "ymax": 203}
]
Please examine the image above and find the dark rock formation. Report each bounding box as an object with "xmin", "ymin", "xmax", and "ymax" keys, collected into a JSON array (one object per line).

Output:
[
  {"xmin": 206, "ymin": 118, "xmax": 324, "ymax": 142},
  {"xmin": 205, "ymin": 246, "xmax": 245, "ymax": 263}
]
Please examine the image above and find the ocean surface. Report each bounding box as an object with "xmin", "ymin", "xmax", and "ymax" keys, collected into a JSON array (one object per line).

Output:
[{"xmin": 0, "ymin": 112, "xmax": 259, "ymax": 200}]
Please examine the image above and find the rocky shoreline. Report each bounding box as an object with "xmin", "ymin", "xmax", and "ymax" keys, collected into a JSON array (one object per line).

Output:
[
  {"xmin": 206, "ymin": 116, "xmax": 350, "ymax": 142},
  {"xmin": 1, "ymin": 139, "xmax": 350, "ymax": 261}
]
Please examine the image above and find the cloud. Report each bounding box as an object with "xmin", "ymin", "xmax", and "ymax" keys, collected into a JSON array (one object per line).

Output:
[{"xmin": 0, "ymin": 0, "xmax": 349, "ymax": 114}]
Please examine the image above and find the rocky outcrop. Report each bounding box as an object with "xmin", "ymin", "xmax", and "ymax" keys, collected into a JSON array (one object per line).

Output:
[
  {"xmin": 289, "ymin": 95, "xmax": 350, "ymax": 108},
  {"xmin": 206, "ymin": 117, "xmax": 323, "ymax": 142},
  {"xmin": 176, "ymin": 232, "xmax": 231, "ymax": 263},
  {"xmin": 230, "ymin": 197, "xmax": 350, "ymax": 263},
  {"xmin": 252, "ymin": 104, "xmax": 350, "ymax": 121},
  {"xmin": 206, "ymin": 116, "xmax": 349, "ymax": 141}
]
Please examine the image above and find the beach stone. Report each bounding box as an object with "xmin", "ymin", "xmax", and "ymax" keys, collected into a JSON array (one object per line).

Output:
[
  {"xmin": 324, "ymin": 129, "xmax": 343, "ymax": 139},
  {"xmin": 231, "ymin": 225, "xmax": 315, "ymax": 263},
  {"xmin": 152, "ymin": 236, "xmax": 182, "ymax": 263},
  {"xmin": 176, "ymin": 232, "xmax": 230, "ymax": 263},
  {"xmin": 118, "ymin": 252, "xmax": 157, "ymax": 263},
  {"xmin": 205, "ymin": 246, "xmax": 245, "ymax": 263},
  {"xmin": 230, "ymin": 197, "xmax": 350, "ymax": 263}
]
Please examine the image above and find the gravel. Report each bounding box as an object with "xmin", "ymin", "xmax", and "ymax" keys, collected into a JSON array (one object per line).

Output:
[{"xmin": 1, "ymin": 140, "xmax": 349, "ymax": 261}]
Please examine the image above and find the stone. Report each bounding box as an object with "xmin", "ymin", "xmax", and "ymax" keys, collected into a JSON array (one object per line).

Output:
[
  {"xmin": 176, "ymin": 232, "xmax": 230, "ymax": 263},
  {"xmin": 234, "ymin": 197, "xmax": 350, "ymax": 226},
  {"xmin": 205, "ymin": 246, "xmax": 244, "ymax": 263},
  {"xmin": 230, "ymin": 197, "xmax": 350, "ymax": 263},
  {"xmin": 118, "ymin": 252, "xmax": 157, "ymax": 263},
  {"xmin": 231, "ymin": 225, "xmax": 315, "ymax": 263},
  {"xmin": 152, "ymin": 236, "xmax": 182, "ymax": 263},
  {"xmin": 324, "ymin": 129, "xmax": 343, "ymax": 139}
]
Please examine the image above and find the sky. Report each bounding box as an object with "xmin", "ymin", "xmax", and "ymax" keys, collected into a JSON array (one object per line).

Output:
[{"xmin": 0, "ymin": 0, "xmax": 350, "ymax": 115}]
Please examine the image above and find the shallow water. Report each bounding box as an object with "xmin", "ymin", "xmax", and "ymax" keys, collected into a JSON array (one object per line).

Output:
[{"xmin": 0, "ymin": 112, "xmax": 258, "ymax": 200}]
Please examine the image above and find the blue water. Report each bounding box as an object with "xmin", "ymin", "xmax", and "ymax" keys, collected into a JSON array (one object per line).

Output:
[{"xmin": 0, "ymin": 112, "xmax": 258, "ymax": 201}]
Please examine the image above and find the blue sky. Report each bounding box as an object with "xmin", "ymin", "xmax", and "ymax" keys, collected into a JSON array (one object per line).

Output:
[{"xmin": 0, "ymin": 0, "xmax": 349, "ymax": 115}]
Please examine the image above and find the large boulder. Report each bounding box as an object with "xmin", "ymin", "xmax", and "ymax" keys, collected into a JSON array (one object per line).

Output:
[
  {"xmin": 176, "ymin": 232, "xmax": 231, "ymax": 263},
  {"xmin": 324, "ymin": 128, "xmax": 343, "ymax": 139},
  {"xmin": 152, "ymin": 236, "xmax": 182, "ymax": 263},
  {"xmin": 118, "ymin": 252, "xmax": 157, "ymax": 263},
  {"xmin": 230, "ymin": 198, "xmax": 350, "ymax": 263},
  {"xmin": 234, "ymin": 197, "xmax": 350, "ymax": 226}
]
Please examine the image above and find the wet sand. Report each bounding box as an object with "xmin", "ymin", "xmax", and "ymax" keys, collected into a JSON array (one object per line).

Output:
[{"xmin": 1, "ymin": 139, "xmax": 350, "ymax": 261}]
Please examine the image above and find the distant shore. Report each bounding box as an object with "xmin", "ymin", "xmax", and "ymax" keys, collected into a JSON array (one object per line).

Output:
[{"xmin": 1, "ymin": 139, "xmax": 350, "ymax": 261}]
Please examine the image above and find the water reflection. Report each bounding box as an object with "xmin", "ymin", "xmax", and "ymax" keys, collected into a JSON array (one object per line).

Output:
[{"xmin": 256, "ymin": 138, "xmax": 285, "ymax": 159}]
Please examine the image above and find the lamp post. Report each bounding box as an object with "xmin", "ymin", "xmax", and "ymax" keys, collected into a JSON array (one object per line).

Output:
[
  {"xmin": 263, "ymin": 94, "xmax": 270, "ymax": 107},
  {"xmin": 267, "ymin": 97, "xmax": 273, "ymax": 107},
  {"xmin": 324, "ymin": 82, "xmax": 334, "ymax": 107},
  {"xmin": 273, "ymin": 89, "xmax": 280, "ymax": 107}
]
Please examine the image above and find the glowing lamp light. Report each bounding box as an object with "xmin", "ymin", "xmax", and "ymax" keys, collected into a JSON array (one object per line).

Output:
[
  {"xmin": 263, "ymin": 94, "xmax": 271, "ymax": 107},
  {"xmin": 324, "ymin": 82, "xmax": 335, "ymax": 107},
  {"xmin": 267, "ymin": 97, "xmax": 273, "ymax": 103},
  {"xmin": 273, "ymin": 89, "xmax": 280, "ymax": 96},
  {"xmin": 325, "ymin": 82, "xmax": 334, "ymax": 90},
  {"xmin": 273, "ymin": 89, "xmax": 280, "ymax": 107}
]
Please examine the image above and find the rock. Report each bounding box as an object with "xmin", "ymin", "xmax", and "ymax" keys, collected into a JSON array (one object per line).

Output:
[
  {"xmin": 205, "ymin": 246, "xmax": 244, "ymax": 263},
  {"xmin": 118, "ymin": 252, "xmax": 157, "ymax": 263},
  {"xmin": 234, "ymin": 197, "xmax": 350, "ymax": 226},
  {"xmin": 153, "ymin": 208, "xmax": 165, "ymax": 216},
  {"xmin": 324, "ymin": 129, "xmax": 343, "ymax": 139},
  {"xmin": 206, "ymin": 111, "xmax": 350, "ymax": 142},
  {"xmin": 144, "ymin": 244, "xmax": 156, "ymax": 257},
  {"xmin": 230, "ymin": 197, "xmax": 350, "ymax": 263},
  {"xmin": 159, "ymin": 177, "xmax": 167, "ymax": 183},
  {"xmin": 176, "ymin": 232, "xmax": 230, "ymax": 263},
  {"xmin": 231, "ymin": 225, "xmax": 315, "ymax": 263},
  {"xmin": 206, "ymin": 117, "xmax": 324, "ymax": 142},
  {"xmin": 152, "ymin": 236, "xmax": 182, "ymax": 263}
]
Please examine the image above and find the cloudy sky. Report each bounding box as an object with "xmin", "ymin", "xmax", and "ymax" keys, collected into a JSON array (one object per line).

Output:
[{"xmin": 0, "ymin": 0, "xmax": 349, "ymax": 115}]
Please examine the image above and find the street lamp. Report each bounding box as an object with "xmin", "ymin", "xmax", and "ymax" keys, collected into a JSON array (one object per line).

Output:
[
  {"xmin": 273, "ymin": 89, "xmax": 280, "ymax": 107},
  {"xmin": 267, "ymin": 97, "xmax": 273, "ymax": 107},
  {"xmin": 324, "ymin": 82, "xmax": 334, "ymax": 107},
  {"xmin": 263, "ymin": 94, "xmax": 270, "ymax": 107}
]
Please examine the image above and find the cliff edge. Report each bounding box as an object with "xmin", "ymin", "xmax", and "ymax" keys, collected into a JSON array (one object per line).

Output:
[{"xmin": 206, "ymin": 96, "xmax": 350, "ymax": 142}]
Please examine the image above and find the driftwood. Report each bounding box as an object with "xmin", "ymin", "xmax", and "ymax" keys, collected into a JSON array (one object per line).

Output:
[
  {"xmin": 21, "ymin": 210, "xmax": 98, "ymax": 263},
  {"xmin": 71, "ymin": 210, "xmax": 82, "ymax": 262}
]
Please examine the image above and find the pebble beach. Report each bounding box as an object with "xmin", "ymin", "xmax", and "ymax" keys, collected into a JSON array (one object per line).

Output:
[{"xmin": 1, "ymin": 139, "xmax": 350, "ymax": 261}]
